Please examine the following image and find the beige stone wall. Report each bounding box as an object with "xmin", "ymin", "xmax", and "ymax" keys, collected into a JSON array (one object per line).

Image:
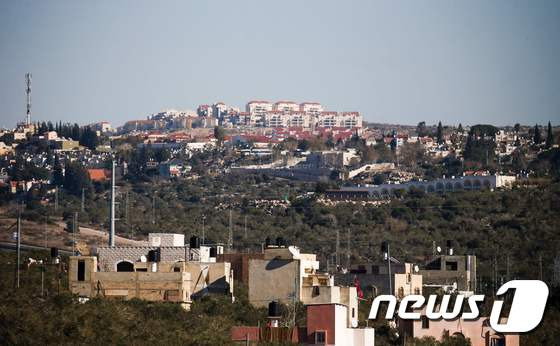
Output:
[
  {"xmin": 248, "ymin": 258, "xmax": 299, "ymax": 308},
  {"xmin": 68, "ymin": 256, "xmax": 192, "ymax": 306}
]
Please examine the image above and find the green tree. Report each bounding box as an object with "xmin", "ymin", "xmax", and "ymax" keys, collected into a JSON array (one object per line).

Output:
[
  {"xmin": 79, "ymin": 126, "xmax": 99, "ymax": 150},
  {"xmin": 52, "ymin": 156, "xmax": 64, "ymax": 186},
  {"xmin": 534, "ymin": 124, "xmax": 542, "ymax": 144},
  {"xmin": 63, "ymin": 162, "xmax": 92, "ymax": 196},
  {"xmin": 546, "ymin": 121, "xmax": 554, "ymax": 148},
  {"xmin": 213, "ymin": 126, "xmax": 225, "ymax": 147},
  {"xmin": 416, "ymin": 121, "xmax": 428, "ymax": 137},
  {"xmin": 436, "ymin": 121, "xmax": 444, "ymax": 145}
]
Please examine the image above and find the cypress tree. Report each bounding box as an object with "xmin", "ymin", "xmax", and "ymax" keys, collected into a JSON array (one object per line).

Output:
[
  {"xmin": 533, "ymin": 124, "xmax": 542, "ymax": 144},
  {"xmin": 545, "ymin": 121, "xmax": 553, "ymax": 148},
  {"xmin": 437, "ymin": 121, "xmax": 444, "ymax": 145}
]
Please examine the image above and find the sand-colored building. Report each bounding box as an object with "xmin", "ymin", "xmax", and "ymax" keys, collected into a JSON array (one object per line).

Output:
[
  {"xmin": 69, "ymin": 233, "xmax": 234, "ymax": 308},
  {"xmin": 69, "ymin": 256, "xmax": 193, "ymax": 309},
  {"xmin": 248, "ymin": 245, "xmax": 359, "ymax": 327}
]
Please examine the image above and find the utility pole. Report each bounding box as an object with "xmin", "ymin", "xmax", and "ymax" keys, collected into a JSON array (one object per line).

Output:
[
  {"xmin": 335, "ymin": 229, "xmax": 340, "ymax": 268},
  {"xmin": 44, "ymin": 214, "xmax": 48, "ymax": 249},
  {"xmin": 539, "ymin": 255, "xmax": 543, "ymax": 281},
  {"xmin": 109, "ymin": 160, "xmax": 116, "ymax": 247},
  {"xmin": 201, "ymin": 214, "xmax": 206, "ymax": 245},
  {"xmin": 346, "ymin": 229, "xmax": 350, "ymax": 269},
  {"xmin": 382, "ymin": 241, "xmax": 392, "ymax": 295},
  {"xmin": 41, "ymin": 260, "xmax": 45, "ymax": 297},
  {"xmin": 125, "ymin": 190, "xmax": 129, "ymax": 225},
  {"xmin": 15, "ymin": 213, "xmax": 21, "ymax": 289},
  {"xmin": 73, "ymin": 212, "xmax": 78, "ymax": 254},
  {"xmin": 81, "ymin": 188, "xmax": 85, "ymax": 213},
  {"xmin": 506, "ymin": 254, "xmax": 510, "ymax": 281},
  {"xmin": 244, "ymin": 214, "xmax": 248, "ymax": 239},
  {"xmin": 493, "ymin": 256, "xmax": 497, "ymax": 296},
  {"xmin": 151, "ymin": 194, "xmax": 156, "ymax": 225},
  {"xmin": 54, "ymin": 186, "xmax": 58, "ymax": 211},
  {"xmin": 228, "ymin": 209, "xmax": 233, "ymax": 253}
]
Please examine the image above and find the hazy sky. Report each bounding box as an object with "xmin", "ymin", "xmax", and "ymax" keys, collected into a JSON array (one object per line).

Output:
[{"xmin": 1, "ymin": 1, "xmax": 559, "ymax": 128}]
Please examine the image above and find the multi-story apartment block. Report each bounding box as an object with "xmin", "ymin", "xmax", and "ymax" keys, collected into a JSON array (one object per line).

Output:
[
  {"xmin": 246, "ymin": 100, "xmax": 273, "ymax": 116},
  {"xmin": 300, "ymin": 102, "xmax": 324, "ymax": 115},
  {"xmin": 273, "ymin": 100, "xmax": 299, "ymax": 112}
]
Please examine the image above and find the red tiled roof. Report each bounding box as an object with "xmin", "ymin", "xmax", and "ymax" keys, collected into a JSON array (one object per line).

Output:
[{"xmin": 88, "ymin": 169, "xmax": 109, "ymax": 182}]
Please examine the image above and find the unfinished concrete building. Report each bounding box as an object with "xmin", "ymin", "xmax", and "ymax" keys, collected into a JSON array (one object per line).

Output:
[
  {"xmin": 68, "ymin": 233, "xmax": 234, "ymax": 307},
  {"xmin": 248, "ymin": 244, "xmax": 358, "ymax": 327},
  {"xmin": 335, "ymin": 261, "xmax": 422, "ymax": 299},
  {"xmin": 420, "ymin": 254, "xmax": 477, "ymax": 293}
]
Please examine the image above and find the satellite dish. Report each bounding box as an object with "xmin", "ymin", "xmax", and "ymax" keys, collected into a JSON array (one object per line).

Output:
[
  {"xmin": 436, "ymin": 246, "xmax": 442, "ymax": 253},
  {"xmin": 140, "ymin": 255, "xmax": 147, "ymax": 263},
  {"xmin": 414, "ymin": 265, "xmax": 419, "ymax": 273},
  {"xmin": 351, "ymin": 320, "xmax": 358, "ymax": 328}
]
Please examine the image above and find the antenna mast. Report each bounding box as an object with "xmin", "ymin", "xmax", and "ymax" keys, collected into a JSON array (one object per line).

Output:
[{"xmin": 25, "ymin": 73, "xmax": 32, "ymax": 126}]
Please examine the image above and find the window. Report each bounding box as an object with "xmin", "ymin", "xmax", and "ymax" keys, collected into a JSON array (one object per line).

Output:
[
  {"xmin": 77, "ymin": 260, "xmax": 85, "ymax": 281},
  {"xmin": 407, "ymin": 273, "xmax": 412, "ymax": 283},
  {"xmin": 352, "ymin": 308, "xmax": 355, "ymax": 318},
  {"xmin": 315, "ymin": 330, "xmax": 326, "ymax": 344},
  {"xmin": 312, "ymin": 286, "xmax": 320, "ymax": 297},
  {"xmin": 445, "ymin": 261, "xmax": 458, "ymax": 271},
  {"xmin": 116, "ymin": 261, "xmax": 134, "ymax": 272},
  {"xmin": 421, "ymin": 316, "xmax": 429, "ymax": 329}
]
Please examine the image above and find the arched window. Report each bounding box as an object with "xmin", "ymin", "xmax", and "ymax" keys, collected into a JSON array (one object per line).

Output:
[{"xmin": 116, "ymin": 261, "xmax": 134, "ymax": 272}]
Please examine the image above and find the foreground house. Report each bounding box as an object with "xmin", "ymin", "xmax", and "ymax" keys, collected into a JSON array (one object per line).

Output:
[
  {"xmin": 68, "ymin": 233, "xmax": 234, "ymax": 309},
  {"xmin": 248, "ymin": 243, "xmax": 359, "ymax": 328}
]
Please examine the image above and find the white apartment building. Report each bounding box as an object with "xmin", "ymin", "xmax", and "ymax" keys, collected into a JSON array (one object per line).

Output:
[
  {"xmin": 316, "ymin": 111, "xmax": 362, "ymax": 129},
  {"xmin": 300, "ymin": 102, "xmax": 324, "ymax": 115},
  {"xmin": 246, "ymin": 100, "xmax": 273, "ymax": 116},
  {"xmin": 264, "ymin": 111, "xmax": 313, "ymax": 128},
  {"xmin": 273, "ymin": 101, "xmax": 300, "ymax": 112},
  {"xmin": 212, "ymin": 102, "xmax": 228, "ymax": 117},
  {"xmin": 242, "ymin": 100, "xmax": 362, "ymax": 129}
]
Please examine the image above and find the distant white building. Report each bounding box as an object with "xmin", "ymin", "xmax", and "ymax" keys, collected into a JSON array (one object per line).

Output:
[
  {"xmin": 273, "ymin": 100, "xmax": 299, "ymax": 112},
  {"xmin": 246, "ymin": 100, "xmax": 273, "ymax": 116}
]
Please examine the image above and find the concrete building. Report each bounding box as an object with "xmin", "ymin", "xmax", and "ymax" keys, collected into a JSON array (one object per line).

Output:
[
  {"xmin": 246, "ymin": 100, "xmax": 273, "ymax": 117},
  {"xmin": 316, "ymin": 111, "xmax": 362, "ymax": 129},
  {"xmin": 80, "ymin": 233, "xmax": 234, "ymax": 303},
  {"xmin": 51, "ymin": 138, "xmax": 80, "ymax": 151},
  {"xmin": 273, "ymin": 101, "xmax": 300, "ymax": 112},
  {"xmin": 420, "ymin": 254, "xmax": 477, "ymax": 293},
  {"xmin": 299, "ymin": 102, "xmax": 324, "ymax": 115},
  {"xmin": 248, "ymin": 245, "xmax": 359, "ymax": 327},
  {"xmin": 68, "ymin": 255, "xmax": 193, "ymax": 309},
  {"xmin": 336, "ymin": 262, "xmax": 422, "ymax": 298},
  {"xmin": 306, "ymin": 304, "xmax": 374, "ymax": 346},
  {"xmin": 90, "ymin": 121, "xmax": 111, "ymax": 133},
  {"xmin": 326, "ymin": 175, "xmax": 516, "ymax": 199}
]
